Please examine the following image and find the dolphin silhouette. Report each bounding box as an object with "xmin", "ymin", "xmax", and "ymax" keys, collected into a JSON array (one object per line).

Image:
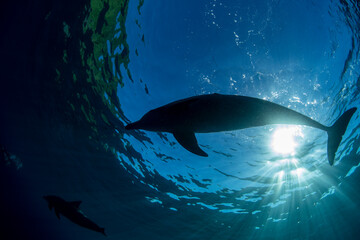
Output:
[
  {"xmin": 125, "ymin": 93, "xmax": 356, "ymax": 165},
  {"xmin": 43, "ymin": 195, "xmax": 106, "ymax": 236}
]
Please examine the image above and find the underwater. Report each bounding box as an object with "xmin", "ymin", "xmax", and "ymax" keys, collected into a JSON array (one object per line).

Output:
[{"xmin": 1, "ymin": 0, "xmax": 360, "ymax": 239}]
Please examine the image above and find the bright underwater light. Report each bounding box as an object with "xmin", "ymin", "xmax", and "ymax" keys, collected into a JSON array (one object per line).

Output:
[
  {"xmin": 291, "ymin": 167, "xmax": 307, "ymax": 178},
  {"xmin": 271, "ymin": 126, "xmax": 303, "ymax": 155},
  {"xmin": 274, "ymin": 170, "xmax": 285, "ymax": 181}
]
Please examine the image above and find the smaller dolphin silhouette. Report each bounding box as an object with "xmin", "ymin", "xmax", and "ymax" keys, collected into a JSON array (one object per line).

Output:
[
  {"xmin": 125, "ymin": 94, "xmax": 357, "ymax": 165},
  {"xmin": 43, "ymin": 195, "xmax": 106, "ymax": 236}
]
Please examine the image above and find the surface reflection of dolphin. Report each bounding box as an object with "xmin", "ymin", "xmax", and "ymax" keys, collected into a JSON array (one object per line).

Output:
[
  {"xmin": 125, "ymin": 93, "xmax": 357, "ymax": 165},
  {"xmin": 44, "ymin": 195, "xmax": 106, "ymax": 236}
]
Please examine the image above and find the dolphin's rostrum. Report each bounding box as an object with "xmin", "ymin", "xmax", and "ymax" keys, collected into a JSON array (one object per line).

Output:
[
  {"xmin": 43, "ymin": 195, "xmax": 106, "ymax": 236},
  {"xmin": 126, "ymin": 93, "xmax": 356, "ymax": 165}
]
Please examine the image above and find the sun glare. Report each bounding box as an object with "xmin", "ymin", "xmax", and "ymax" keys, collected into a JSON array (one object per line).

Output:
[{"xmin": 271, "ymin": 126, "xmax": 303, "ymax": 155}]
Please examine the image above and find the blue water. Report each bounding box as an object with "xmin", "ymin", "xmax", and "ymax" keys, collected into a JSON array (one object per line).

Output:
[{"xmin": 1, "ymin": 0, "xmax": 360, "ymax": 239}]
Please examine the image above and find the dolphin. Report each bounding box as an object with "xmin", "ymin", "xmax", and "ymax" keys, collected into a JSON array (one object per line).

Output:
[
  {"xmin": 43, "ymin": 195, "xmax": 106, "ymax": 236},
  {"xmin": 125, "ymin": 93, "xmax": 357, "ymax": 165}
]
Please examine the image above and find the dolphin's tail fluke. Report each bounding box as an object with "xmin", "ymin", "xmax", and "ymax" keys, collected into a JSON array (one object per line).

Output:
[{"xmin": 327, "ymin": 107, "xmax": 357, "ymax": 165}]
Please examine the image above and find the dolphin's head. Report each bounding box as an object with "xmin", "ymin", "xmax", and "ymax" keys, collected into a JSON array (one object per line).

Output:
[
  {"xmin": 125, "ymin": 109, "xmax": 168, "ymax": 132},
  {"xmin": 125, "ymin": 120, "xmax": 143, "ymax": 130}
]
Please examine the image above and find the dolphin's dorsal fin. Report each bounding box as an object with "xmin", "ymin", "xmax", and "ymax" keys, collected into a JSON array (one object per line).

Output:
[
  {"xmin": 55, "ymin": 209, "xmax": 61, "ymax": 219},
  {"xmin": 69, "ymin": 201, "xmax": 82, "ymax": 209},
  {"xmin": 173, "ymin": 132, "xmax": 208, "ymax": 157}
]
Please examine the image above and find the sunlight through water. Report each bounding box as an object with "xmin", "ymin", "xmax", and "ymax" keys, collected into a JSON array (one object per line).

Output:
[
  {"xmin": 1, "ymin": 0, "xmax": 360, "ymax": 239},
  {"xmin": 271, "ymin": 126, "xmax": 304, "ymax": 155}
]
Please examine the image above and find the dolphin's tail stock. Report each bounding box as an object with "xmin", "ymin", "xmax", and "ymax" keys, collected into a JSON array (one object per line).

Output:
[{"xmin": 327, "ymin": 108, "xmax": 357, "ymax": 165}]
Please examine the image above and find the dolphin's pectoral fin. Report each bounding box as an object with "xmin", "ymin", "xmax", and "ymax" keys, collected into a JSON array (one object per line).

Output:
[
  {"xmin": 55, "ymin": 209, "xmax": 60, "ymax": 219},
  {"xmin": 173, "ymin": 132, "xmax": 208, "ymax": 157}
]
